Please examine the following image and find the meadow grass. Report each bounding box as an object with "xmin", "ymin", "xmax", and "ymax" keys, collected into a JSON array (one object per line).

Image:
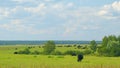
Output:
[{"xmin": 0, "ymin": 45, "xmax": 120, "ymax": 68}]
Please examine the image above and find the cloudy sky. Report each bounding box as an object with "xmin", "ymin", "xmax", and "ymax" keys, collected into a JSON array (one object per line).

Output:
[{"xmin": 0, "ymin": 0, "xmax": 120, "ymax": 40}]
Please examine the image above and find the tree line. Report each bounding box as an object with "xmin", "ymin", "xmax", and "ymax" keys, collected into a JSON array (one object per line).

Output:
[
  {"xmin": 97, "ymin": 35, "xmax": 120, "ymax": 57},
  {"xmin": 14, "ymin": 35, "xmax": 120, "ymax": 57}
]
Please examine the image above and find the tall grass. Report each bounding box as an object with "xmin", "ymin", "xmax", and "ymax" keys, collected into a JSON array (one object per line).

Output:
[{"xmin": 0, "ymin": 45, "xmax": 120, "ymax": 68}]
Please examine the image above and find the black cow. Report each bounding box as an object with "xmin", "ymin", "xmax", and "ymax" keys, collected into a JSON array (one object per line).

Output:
[{"xmin": 77, "ymin": 54, "xmax": 83, "ymax": 62}]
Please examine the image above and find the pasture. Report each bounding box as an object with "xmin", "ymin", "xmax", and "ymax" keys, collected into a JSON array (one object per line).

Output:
[{"xmin": 0, "ymin": 45, "xmax": 120, "ymax": 68}]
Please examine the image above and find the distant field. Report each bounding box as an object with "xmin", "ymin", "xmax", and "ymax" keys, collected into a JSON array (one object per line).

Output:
[{"xmin": 0, "ymin": 45, "xmax": 120, "ymax": 68}]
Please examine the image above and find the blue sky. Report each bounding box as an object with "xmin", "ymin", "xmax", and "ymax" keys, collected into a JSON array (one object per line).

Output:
[{"xmin": 0, "ymin": 0, "xmax": 120, "ymax": 40}]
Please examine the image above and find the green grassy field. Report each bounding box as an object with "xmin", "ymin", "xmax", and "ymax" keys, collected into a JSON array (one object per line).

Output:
[{"xmin": 0, "ymin": 45, "xmax": 120, "ymax": 68}]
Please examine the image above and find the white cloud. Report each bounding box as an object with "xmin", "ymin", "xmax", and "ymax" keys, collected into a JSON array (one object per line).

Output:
[
  {"xmin": 52, "ymin": 3, "xmax": 64, "ymax": 9},
  {"xmin": 112, "ymin": 1, "xmax": 120, "ymax": 11},
  {"xmin": 44, "ymin": 0, "xmax": 52, "ymax": 2},
  {"xmin": 67, "ymin": 2, "xmax": 74, "ymax": 7},
  {"xmin": 11, "ymin": 6, "xmax": 22, "ymax": 13},
  {"xmin": 63, "ymin": 20, "xmax": 80, "ymax": 36},
  {"xmin": 0, "ymin": 19, "xmax": 52, "ymax": 34},
  {"xmin": 0, "ymin": 6, "xmax": 29, "ymax": 19},
  {"xmin": 98, "ymin": 1, "xmax": 120, "ymax": 19},
  {"xmin": 0, "ymin": 8, "xmax": 10, "ymax": 18},
  {"xmin": 11, "ymin": 0, "xmax": 34, "ymax": 3},
  {"xmin": 24, "ymin": 3, "xmax": 46, "ymax": 15},
  {"xmin": 98, "ymin": 10, "xmax": 108, "ymax": 16}
]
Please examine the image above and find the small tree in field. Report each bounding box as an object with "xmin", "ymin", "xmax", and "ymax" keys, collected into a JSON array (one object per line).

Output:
[
  {"xmin": 43, "ymin": 41, "xmax": 56, "ymax": 55},
  {"xmin": 90, "ymin": 40, "xmax": 97, "ymax": 53}
]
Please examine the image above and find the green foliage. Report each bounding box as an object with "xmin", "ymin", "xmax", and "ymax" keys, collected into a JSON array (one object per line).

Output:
[
  {"xmin": 48, "ymin": 55, "xmax": 54, "ymax": 58},
  {"xmin": 90, "ymin": 40, "xmax": 97, "ymax": 53},
  {"xmin": 83, "ymin": 49, "xmax": 92, "ymax": 55},
  {"xmin": 118, "ymin": 35, "xmax": 120, "ymax": 43},
  {"xmin": 102, "ymin": 36, "xmax": 108, "ymax": 47},
  {"xmin": 108, "ymin": 41, "xmax": 120, "ymax": 56},
  {"xmin": 43, "ymin": 41, "xmax": 56, "ymax": 55},
  {"xmin": 98, "ymin": 35, "xmax": 120, "ymax": 57},
  {"xmin": 81, "ymin": 45, "xmax": 87, "ymax": 49},
  {"xmin": 14, "ymin": 51, "xmax": 18, "ymax": 54},
  {"xmin": 77, "ymin": 45, "xmax": 81, "ymax": 49},
  {"xmin": 18, "ymin": 48, "xmax": 31, "ymax": 54},
  {"xmin": 65, "ymin": 45, "xmax": 72, "ymax": 47},
  {"xmin": 64, "ymin": 50, "xmax": 76, "ymax": 55},
  {"xmin": 56, "ymin": 55, "xmax": 64, "ymax": 58},
  {"xmin": 64, "ymin": 50, "xmax": 83, "ymax": 56},
  {"xmin": 32, "ymin": 50, "xmax": 40, "ymax": 55},
  {"xmin": 97, "ymin": 47, "xmax": 110, "ymax": 56},
  {"xmin": 108, "ymin": 35, "xmax": 118, "ymax": 41},
  {"xmin": 51, "ymin": 51, "xmax": 62, "ymax": 55},
  {"xmin": 73, "ymin": 44, "xmax": 77, "ymax": 47}
]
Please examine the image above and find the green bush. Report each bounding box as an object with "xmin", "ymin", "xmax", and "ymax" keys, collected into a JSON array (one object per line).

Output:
[
  {"xmin": 77, "ymin": 45, "xmax": 81, "ymax": 49},
  {"xmin": 51, "ymin": 51, "xmax": 62, "ymax": 55},
  {"xmin": 56, "ymin": 55, "xmax": 64, "ymax": 58},
  {"xmin": 17, "ymin": 48, "xmax": 31, "ymax": 54},
  {"xmin": 97, "ymin": 35, "xmax": 120, "ymax": 56},
  {"xmin": 64, "ymin": 50, "xmax": 83, "ymax": 56},
  {"xmin": 97, "ymin": 38, "xmax": 120, "ymax": 57},
  {"xmin": 83, "ymin": 49, "xmax": 92, "ymax": 55},
  {"xmin": 43, "ymin": 41, "xmax": 56, "ymax": 55},
  {"xmin": 32, "ymin": 50, "xmax": 40, "ymax": 55},
  {"xmin": 64, "ymin": 50, "xmax": 76, "ymax": 56},
  {"xmin": 48, "ymin": 55, "xmax": 54, "ymax": 58},
  {"xmin": 14, "ymin": 51, "xmax": 18, "ymax": 54}
]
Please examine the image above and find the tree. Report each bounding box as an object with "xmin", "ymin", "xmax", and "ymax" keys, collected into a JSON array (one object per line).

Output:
[
  {"xmin": 102, "ymin": 36, "xmax": 108, "ymax": 47},
  {"xmin": 108, "ymin": 35, "xmax": 117, "ymax": 41},
  {"xmin": 90, "ymin": 40, "xmax": 97, "ymax": 53},
  {"xmin": 43, "ymin": 41, "xmax": 56, "ymax": 54},
  {"xmin": 107, "ymin": 41, "xmax": 120, "ymax": 56},
  {"xmin": 98, "ymin": 35, "xmax": 120, "ymax": 57},
  {"xmin": 118, "ymin": 35, "xmax": 120, "ymax": 43}
]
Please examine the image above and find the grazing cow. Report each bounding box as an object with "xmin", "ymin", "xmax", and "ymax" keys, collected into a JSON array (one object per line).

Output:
[{"xmin": 77, "ymin": 54, "xmax": 83, "ymax": 62}]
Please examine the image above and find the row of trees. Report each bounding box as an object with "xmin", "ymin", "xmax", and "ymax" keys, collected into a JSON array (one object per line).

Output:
[
  {"xmin": 14, "ymin": 41, "xmax": 89, "ymax": 55},
  {"xmin": 14, "ymin": 35, "xmax": 120, "ymax": 57}
]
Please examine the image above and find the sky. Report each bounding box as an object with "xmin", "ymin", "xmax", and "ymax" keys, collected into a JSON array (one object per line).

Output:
[{"xmin": 0, "ymin": 0, "xmax": 120, "ymax": 40}]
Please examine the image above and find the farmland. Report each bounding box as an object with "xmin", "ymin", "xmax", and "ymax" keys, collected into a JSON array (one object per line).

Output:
[{"xmin": 0, "ymin": 45, "xmax": 120, "ymax": 68}]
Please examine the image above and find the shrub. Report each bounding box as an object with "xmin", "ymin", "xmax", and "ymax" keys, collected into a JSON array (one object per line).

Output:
[
  {"xmin": 48, "ymin": 55, "xmax": 54, "ymax": 58},
  {"xmin": 81, "ymin": 45, "xmax": 87, "ymax": 49},
  {"xmin": 33, "ymin": 55, "xmax": 37, "ymax": 58},
  {"xmin": 51, "ymin": 51, "xmax": 62, "ymax": 55},
  {"xmin": 56, "ymin": 55, "xmax": 64, "ymax": 58},
  {"xmin": 32, "ymin": 50, "xmax": 40, "ymax": 55},
  {"xmin": 15, "ymin": 48, "xmax": 18, "ymax": 50},
  {"xmin": 39, "ymin": 46, "xmax": 41, "ymax": 48},
  {"xmin": 57, "ymin": 45, "xmax": 63, "ymax": 47},
  {"xmin": 73, "ymin": 44, "xmax": 77, "ymax": 47},
  {"xmin": 14, "ymin": 52, "xmax": 18, "ymax": 54},
  {"xmin": 64, "ymin": 50, "xmax": 83, "ymax": 56},
  {"xmin": 64, "ymin": 50, "xmax": 76, "ymax": 56},
  {"xmin": 17, "ymin": 48, "xmax": 31, "ymax": 54},
  {"xmin": 65, "ymin": 45, "xmax": 72, "ymax": 47},
  {"xmin": 28, "ymin": 47, "xmax": 32, "ymax": 49},
  {"xmin": 77, "ymin": 45, "xmax": 81, "ymax": 49},
  {"xmin": 83, "ymin": 49, "xmax": 92, "ymax": 55}
]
